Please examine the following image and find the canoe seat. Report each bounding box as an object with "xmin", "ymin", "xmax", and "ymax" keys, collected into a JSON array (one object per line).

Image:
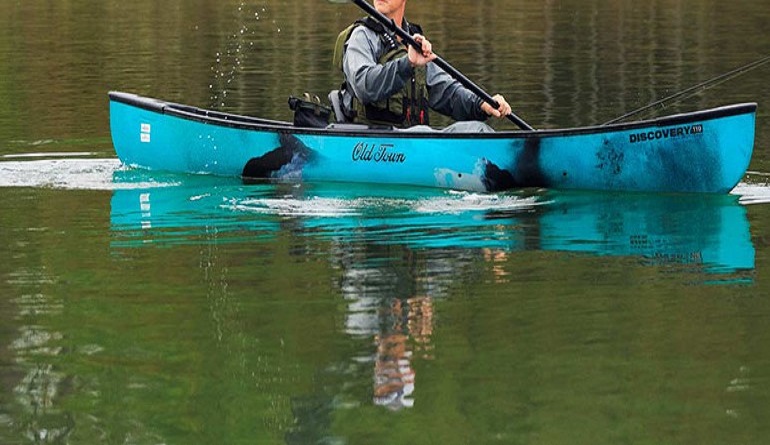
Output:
[
  {"xmin": 328, "ymin": 90, "xmax": 350, "ymax": 123},
  {"xmin": 326, "ymin": 123, "xmax": 371, "ymax": 131}
]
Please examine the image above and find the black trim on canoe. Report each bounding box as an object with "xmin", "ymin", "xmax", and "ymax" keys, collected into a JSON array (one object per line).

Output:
[{"xmin": 109, "ymin": 91, "xmax": 757, "ymax": 139}]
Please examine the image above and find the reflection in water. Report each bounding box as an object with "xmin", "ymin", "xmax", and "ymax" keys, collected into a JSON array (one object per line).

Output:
[
  {"xmin": 109, "ymin": 176, "xmax": 756, "ymax": 419},
  {"xmin": 540, "ymin": 191, "xmax": 755, "ymax": 276},
  {"xmin": 0, "ymin": 165, "xmax": 762, "ymax": 443},
  {"xmin": 0, "ymin": 155, "xmax": 760, "ymax": 443},
  {"xmin": 336, "ymin": 245, "xmax": 441, "ymax": 411},
  {"xmin": 109, "ymin": 177, "xmax": 755, "ymax": 276},
  {"xmin": 7, "ymin": 268, "xmax": 73, "ymax": 442}
]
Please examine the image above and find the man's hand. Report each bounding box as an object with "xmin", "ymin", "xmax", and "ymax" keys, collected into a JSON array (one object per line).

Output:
[
  {"xmin": 481, "ymin": 94, "xmax": 512, "ymax": 119},
  {"xmin": 408, "ymin": 34, "xmax": 437, "ymax": 67}
]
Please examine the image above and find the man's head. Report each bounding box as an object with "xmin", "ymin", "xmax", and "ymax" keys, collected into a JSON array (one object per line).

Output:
[{"xmin": 374, "ymin": 0, "xmax": 407, "ymax": 20}]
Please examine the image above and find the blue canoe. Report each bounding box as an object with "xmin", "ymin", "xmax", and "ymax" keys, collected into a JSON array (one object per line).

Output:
[{"xmin": 109, "ymin": 91, "xmax": 756, "ymax": 194}]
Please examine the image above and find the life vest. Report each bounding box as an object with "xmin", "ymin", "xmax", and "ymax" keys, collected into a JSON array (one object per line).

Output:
[{"xmin": 333, "ymin": 17, "xmax": 430, "ymax": 128}]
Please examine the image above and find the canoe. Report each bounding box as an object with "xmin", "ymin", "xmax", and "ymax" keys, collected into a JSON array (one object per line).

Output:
[{"xmin": 108, "ymin": 91, "xmax": 757, "ymax": 194}]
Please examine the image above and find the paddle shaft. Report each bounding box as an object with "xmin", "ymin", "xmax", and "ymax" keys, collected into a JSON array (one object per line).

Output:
[{"xmin": 350, "ymin": 0, "xmax": 535, "ymax": 131}]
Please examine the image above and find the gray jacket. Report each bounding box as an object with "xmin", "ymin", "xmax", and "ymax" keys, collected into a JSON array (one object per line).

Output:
[{"xmin": 341, "ymin": 25, "xmax": 489, "ymax": 122}]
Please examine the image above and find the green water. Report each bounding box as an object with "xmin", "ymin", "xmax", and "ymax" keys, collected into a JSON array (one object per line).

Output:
[{"xmin": 2, "ymin": 1, "xmax": 770, "ymax": 444}]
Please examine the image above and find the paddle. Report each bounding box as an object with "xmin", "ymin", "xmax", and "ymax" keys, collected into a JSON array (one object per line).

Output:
[{"xmin": 349, "ymin": 0, "xmax": 535, "ymax": 131}]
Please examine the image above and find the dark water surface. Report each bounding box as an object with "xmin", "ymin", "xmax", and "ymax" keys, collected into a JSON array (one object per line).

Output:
[{"xmin": 2, "ymin": 1, "xmax": 770, "ymax": 444}]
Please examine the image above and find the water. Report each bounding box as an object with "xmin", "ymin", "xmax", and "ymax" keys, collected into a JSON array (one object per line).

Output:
[{"xmin": 2, "ymin": 1, "xmax": 770, "ymax": 443}]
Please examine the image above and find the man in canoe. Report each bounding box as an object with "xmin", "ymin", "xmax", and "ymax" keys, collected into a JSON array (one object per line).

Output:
[{"xmin": 333, "ymin": 0, "xmax": 513, "ymax": 132}]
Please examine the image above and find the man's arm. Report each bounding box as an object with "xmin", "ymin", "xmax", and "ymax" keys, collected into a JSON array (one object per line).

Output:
[
  {"xmin": 343, "ymin": 27, "xmax": 413, "ymax": 104},
  {"xmin": 427, "ymin": 64, "xmax": 513, "ymax": 121},
  {"xmin": 427, "ymin": 64, "xmax": 489, "ymax": 122}
]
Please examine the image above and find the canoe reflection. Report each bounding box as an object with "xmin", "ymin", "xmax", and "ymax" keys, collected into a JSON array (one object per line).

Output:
[
  {"xmin": 110, "ymin": 178, "xmax": 755, "ymax": 275},
  {"xmin": 539, "ymin": 191, "xmax": 754, "ymax": 273}
]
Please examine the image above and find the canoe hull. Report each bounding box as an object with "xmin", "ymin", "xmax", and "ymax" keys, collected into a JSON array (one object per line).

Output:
[{"xmin": 109, "ymin": 92, "xmax": 756, "ymax": 193}]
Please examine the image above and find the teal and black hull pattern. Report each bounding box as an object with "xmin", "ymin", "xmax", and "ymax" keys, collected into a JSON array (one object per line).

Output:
[{"xmin": 109, "ymin": 92, "xmax": 756, "ymax": 193}]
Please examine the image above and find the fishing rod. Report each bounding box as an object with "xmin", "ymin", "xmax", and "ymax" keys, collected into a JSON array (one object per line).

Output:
[{"xmin": 603, "ymin": 53, "xmax": 770, "ymax": 126}]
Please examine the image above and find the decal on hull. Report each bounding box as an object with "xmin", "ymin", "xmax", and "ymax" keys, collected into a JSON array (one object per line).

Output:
[{"xmin": 242, "ymin": 133, "xmax": 313, "ymax": 181}]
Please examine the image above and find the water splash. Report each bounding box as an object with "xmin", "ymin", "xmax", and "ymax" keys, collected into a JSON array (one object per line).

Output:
[
  {"xmin": 732, "ymin": 173, "xmax": 770, "ymax": 205},
  {"xmin": 414, "ymin": 192, "xmax": 542, "ymax": 214},
  {"xmin": 209, "ymin": 3, "xmax": 279, "ymax": 109},
  {"xmin": 225, "ymin": 191, "xmax": 542, "ymax": 218},
  {"xmin": 225, "ymin": 196, "xmax": 362, "ymax": 218},
  {"xmin": 0, "ymin": 158, "xmax": 176, "ymax": 191}
]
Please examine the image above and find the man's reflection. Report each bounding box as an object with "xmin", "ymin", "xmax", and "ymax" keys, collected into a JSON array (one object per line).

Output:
[{"xmin": 372, "ymin": 295, "xmax": 434, "ymax": 410}]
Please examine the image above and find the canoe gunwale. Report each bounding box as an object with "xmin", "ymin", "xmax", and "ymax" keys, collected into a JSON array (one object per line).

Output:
[{"xmin": 109, "ymin": 91, "xmax": 757, "ymax": 140}]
